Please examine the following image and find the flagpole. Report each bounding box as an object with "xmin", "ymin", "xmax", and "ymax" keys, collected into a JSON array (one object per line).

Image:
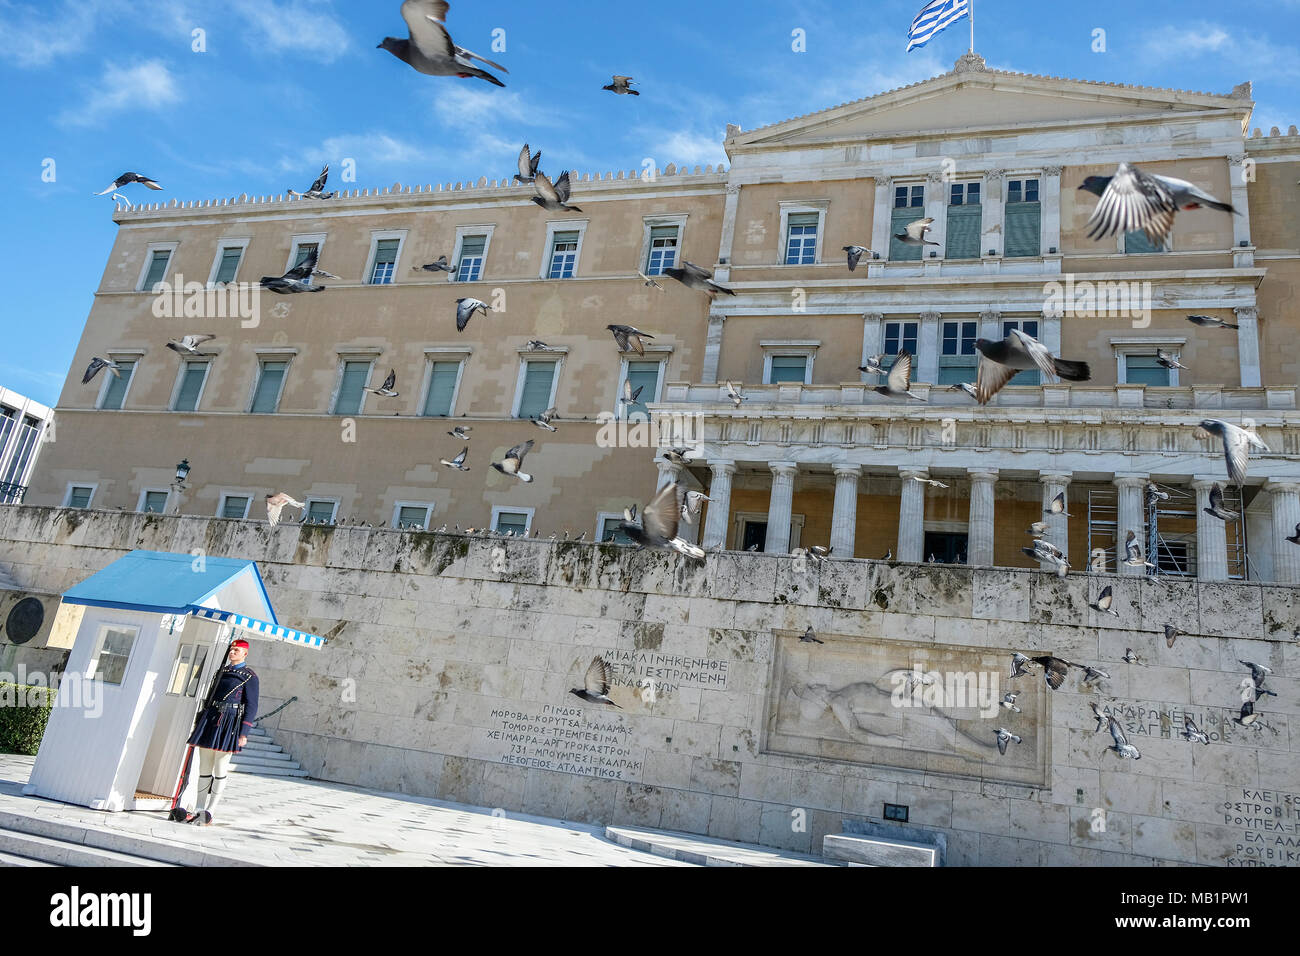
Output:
[{"xmin": 969, "ymin": 0, "xmax": 975, "ymax": 52}]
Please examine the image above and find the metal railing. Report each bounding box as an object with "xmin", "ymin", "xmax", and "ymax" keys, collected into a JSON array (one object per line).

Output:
[{"xmin": 0, "ymin": 481, "xmax": 26, "ymax": 505}]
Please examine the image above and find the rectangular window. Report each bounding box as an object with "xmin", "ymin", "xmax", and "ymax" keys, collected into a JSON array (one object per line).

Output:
[
  {"xmin": 548, "ymin": 231, "xmax": 579, "ymax": 278},
  {"xmin": 87, "ymin": 625, "xmax": 136, "ymax": 685},
  {"xmin": 0, "ymin": 408, "xmax": 14, "ymax": 463},
  {"xmin": 67, "ymin": 486, "xmax": 94, "ymax": 508},
  {"xmin": 1155, "ymin": 541, "xmax": 1190, "ymax": 576},
  {"xmin": 142, "ymin": 250, "xmax": 172, "ymax": 290},
  {"xmin": 1005, "ymin": 179, "xmax": 1041, "ymax": 258},
  {"xmin": 623, "ymin": 360, "xmax": 661, "ymax": 420},
  {"xmin": 422, "ymin": 361, "xmax": 461, "ymax": 417},
  {"xmin": 456, "ymin": 235, "xmax": 486, "ymax": 282},
  {"xmin": 141, "ymin": 491, "xmax": 169, "ymax": 514},
  {"xmin": 305, "ymin": 500, "xmax": 337, "ymax": 524},
  {"xmin": 889, "ymin": 207, "xmax": 924, "ymax": 262},
  {"xmin": 99, "ymin": 360, "xmax": 135, "ymax": 410},
  {"xmin": 1125, "ymin": 230, "xmax": 1164, "ymax": 255},
  {"xmin": 601, "ymin": 517, "xmax": 633, "ymax": 544},
  {"xmin": 220, "ymin": 495, "xmax": 250, "ymax": 519},
  {"xmin": 395, "ymin": 505, "xmax": 432, "ymax": 529},
  {"xmin": 172, "ymin": 361, "xmax": 209, "ymax": 412},
  {"xmin": 167, "ymin": 644, "xmax": 195, "ymax": 696},
  {"xmin": 945, "ymin": 183, "xmax": 981, "ymax": 259},
  {"xmin": 1124, "ymin": 354, "xmax": 1171, "ymax": 387},
  {"xmin": 0, "ymin": 415, "xmax": 41, "ymax": 488},
  {"xmin": 517, "ymin": 360, "xmax": 557, "ymax": 419},
  {"xmin": 949, "ymin": 182, "xmax": 980, "ymax": 206},
  {"xmin": 784, "ymin": 213, "xmax": 819, "ymax": 265},
  {"xmin": 893, "ymin": 185, "xmax": 925, "ymax": 208},
  {"xmin": 213, "ymin": 246, "xmax": 243, "ymax": 284},
  {"xmin": 250, "ymin": 360, "xmax": 288, "ymax": 413},
  {"xmin": 1001, "ymin": 320, "xmax": 1040, "ymax": 385},
  {"xmin": 292, "ymin": 242, "xmax": 319, "ymax": 268},
  {"xmin": 941, "ymin": 321, "xmax": 977, "ymax": 356},
  {"xmin": 369, "ymin": 238, "xmax": 400, "ymax": 284},
  {"xmin": 494, "ymin": 511, "xmax": 529, "ymax": 536},
  {"xmin": 1007, "ymin": 178, "xmax": 1039, "ymax": 204},
  {"xmin": 333, "ymin": 361, "xmax": 371, "ymax": 415},
  {"xmin": 646, "ymin": 226, "xmax": 679, "ymax": 275},
  {"xmin": 768, "ymin": 355, "xmax": 808, "ymax": 384},
  {"xmin": 883, "ymin": 321, "xmax": 919, "ymax": 356}
]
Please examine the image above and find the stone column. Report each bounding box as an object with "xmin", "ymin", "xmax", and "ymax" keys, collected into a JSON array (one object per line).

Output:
[
  {"xmin": 830, "ymin": 465, "xmax": 862, "ymax": 558},
  {"xmin": 917, "ymin": 312, "xmax": 941, "ymax": 384},
  {"xmin": 1114, "ymin": 474, "xmax": 1147, "ymax": 576},
  {"xmin": 1266, "ymin": 480, "xmax": 1300, "ymax": 584},
  {"xmin": 978, "ymin": 308, "xmax": 1002, "ymax": 344},
  {"xmin": 1191, "ymin": 477, "xmax": 1229, "ymax": 581},
  {"xmin": 656, "ymin": 458, "xmax": 682, "ymax": 492},
  {"xmin": 1227, "ymin": 155, "xmax": 1253, "ymax": 250},
  {"xmin": 860, "ymin": 312, "xmax": 883, "ymax": 383},
  {"xmin": 764, "ymin": 462, "xmax": 798, "ymax": 554},
  {"xmin": 924, "ymin": 172, "xmax": 946, "ymax": 257},
  {"xmin": 897, "ymin": 469, "xmax": 928, "ymax": 563},
  {"xmin": 1041, "ymin": 308, "xmax": 1063, "ymax": 365},
  {"xmin": 702, "ymin": 312, "xmax": 726, "ymax": 384},
  {"xmin": 701, "ymin": 460, "xmax": 735, "ymax": 550},
  {"xmin": 980, "ymin": 169, "xmax": 1004, "ymax": 257},
  {"xmin": 1042, "ymin": 165, "xmax": 1063, "ymax": 255},
  {"xmin": 967, "ymin": 470, "xmax": 998, "ymax": 566},
  {"xmin": 716, "ymin": 182, "xmax": 741, "ymax": 272},
  {"xmin": 1039, "ymin": 473, "xmax": 1071, "ymax": 571},
  {"xmin": 871, "ymin": 176, "xmax": 893, "ymax": 261},
  {"xmin": 1234, "ymin": 306, "xmax": 1261, "ymax": 388}
]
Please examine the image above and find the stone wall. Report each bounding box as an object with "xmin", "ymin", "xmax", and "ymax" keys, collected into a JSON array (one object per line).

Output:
[{"xmin": 0, "ymin": 504, "xmax": 1297, "ymax": 866}]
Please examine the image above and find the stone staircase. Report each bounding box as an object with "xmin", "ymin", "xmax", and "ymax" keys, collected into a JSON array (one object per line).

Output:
[{"xmin": 230, "ymin": 724, "xmax": 308, "ymax": 778}]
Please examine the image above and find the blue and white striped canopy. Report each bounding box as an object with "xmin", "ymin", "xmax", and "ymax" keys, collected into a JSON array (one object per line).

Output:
[{"xmin": 190, "ymin": 607, "xmax": 325, "ymax": 650}]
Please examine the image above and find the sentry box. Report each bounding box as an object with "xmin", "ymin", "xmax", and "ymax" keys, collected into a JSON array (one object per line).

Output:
[{"xmin": 25, "ymin": 550, "xmax": 324, "ymax": 812}]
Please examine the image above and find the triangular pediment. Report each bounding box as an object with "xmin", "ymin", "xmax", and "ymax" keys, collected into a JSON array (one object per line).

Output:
[{"xmin": 731, "ymin": 55, "xmax": 1251, "ymax": 148}]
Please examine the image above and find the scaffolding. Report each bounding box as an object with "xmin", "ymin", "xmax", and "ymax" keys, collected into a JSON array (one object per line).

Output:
[{"xmin": 1086, "ymin": 481, "xmax": 1247, "ymax": 579}]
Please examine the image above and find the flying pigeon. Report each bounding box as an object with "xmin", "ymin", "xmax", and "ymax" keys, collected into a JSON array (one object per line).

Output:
[
  {"xmin": 1106, "ymin": 714, "xmax": 1142, "ymax": 759},
  {"xmin": 1000, "ymin": 692, "xmax": 1021, "ymax": 714},
  {"xmin": 636, "ymin": 271, "xmax": 666, "ymax": 291},
  {"xmin": 288, "ymin": 165, "xmax": 335, "ymax": 200},
  {"xmin": 1181, "ymin": 717, "xmax": 1210, "ymax": 745},
  {"xmin": 1194, "ymin": 419, "xmax": 1270, "ymax": 487},
  {"xmin": 448, "ymin": 425, "xmax": 471, "ymax": 440},
  {"xmin": 725, "ymin": 381, "xmax": 746, "ymax": 407},
  {"xmin": 260, "ymin": 247, "xmax": 337, "ymax": 294},
  {"xmin": 1081, "ymin": 664, "xmax": 1111, "ymax": 685},
  {"xmin": 1163, "ymin": 624, "xmax": 1190, "ymax": 648},
  {"xmin": 1079, "ymin": 162, "xmax": 1235, "ymax": 246},
  {"xmin": 166, "ymin": 334, "xmax": 216, "ymax": 356},
  {"xmin": 873, "ymin": 349, "xmax": 925, "ymax": 401},
  {"xmin": 858, "ymin": 354, "xmax": 886, "ymax": 375},
  {"xmin": 1186, "ymin": 314, "xmax": 1239, "ymax": 331},
  {"xmin": 1027, "ymin": 521, "xmax": 1048, "ymax": 537},
  {"xmin": 1122, "ymin": 648, "xmax": 1144, "ymax": 665},
  {"xmin": 83, "ymin": 357, "xmax": 122, "ymax": 384},
  {"xmin": 440, "ymin": 447, "xmax": 469, "ymax": 471},
  {"xmin": 620, "ymin": 379, "xmax": 645, "ymax": 407},
  {"xmin": 807, "ymin": 545, "xmax": 831, "ymax": 565},
  {"xmin": 912, "ymin": 476, "xmax": 949, "ymax": 489},
  {"xmin": 1146, "ymin": 482, "xmax": 1169, "ymax": 502},
  {"xmin": 661, "ymin": 260, "xmax": 735, "ymax": 297},
  {"xmin": 1156, "ymin": 349, "xmax": 1187, "ymax": 370},
  {"xmin": 1030, "ymin": 655, "xmax": 1077, "ymax": 690},
  {"xmin": 1287, "ymin": 523, "xmax": 1300, "ymax": 546},
  {"xmin": 1044, "ymin": 492, "xmax": 1072, "ymax": 517},
  {"xmin": 602, "ymin": 75, "xmax": 639, "ymax": 95},
  {"xmin": 947, "ymin": 382, "xmax": 978, "ymax": 399},
  {"xmin": 1090, "ymin": 701, "xmax": 1110, "ymax": 733},
  {"xmin": 569, "ymin": 656, "xmax": 621, "ymax": 708},
  {"xmin": 379, "ymin": 0, "xmax": 508, "ymax": 87},
  {"xmin": 618, "ymin": 482, "xmax": 705, "ymax": 560},
  {"xmin": 1089, "ymin": 548, "xmax": 1106, "ymax": 573},
  {"xmin": 363, "ymin": 369, "xmax": 400, "ymax": 398},
  {"xmin": 1089, "ymin": 585, "xmax": 1120, "ymax": 617},
  {"xmin": 799, "ymin": 626, "xmax": 823, "ymax": 645},
  {"xmin": 266, "ymin": 493, "xmax": 305, "ymax": 528},
  {"xmin": 661, "ymin": 448, "xmax": 692, "ymax": 466},
  {"xmin": 623, "ymin": 503, "xmax": 638, "ymax": 523},
  {"xmin": 492, "ymin": 440, "xmax": 535, "ymax": 482},
  {"xmin": 456, "ymin": 297, "xmax": 491, "ymax": 332},
  {"xmin": 1239, "ymin": 660, "xmax": 1272, "ymax": 691},
  {"xmin": 1124, "ymin": 531, "xmax": 1155, "ymax": 569},
  {"xmin": 416, "ymin": 255, "xmax": 452, "ymax": 273},
  {"xmin": 531, "ymin": 171, "xmax": 582, "ymax": 212},
  {"xmin": 974, "ymin": 329, "xmax": 1091, "ymax": 404},
  {"xmin": 525, "ymin": 340, "xmax": 557, "ymax": 352},
  {"xmin": 1233, "ymin": 700, "xmax": 1259, "ymax": 727},
  {"xmin": 95, "ymin": 172, "xmax": 162, "ymax": 195},
  {"xmin": 681, "ymin": 491, "xmax": 711, "ymax": 525},
  {"xmin": 1023, "ymin": 539, "xmax": 1069, "ymax": 577},
  {"xmin": 513, "ymin": 144, "xmax": 541, "ymax": 184},
  {"xmin": 1203, "ymin": 482, "xmax": 1238, "ymax": 521},
  {"xmin": 995, "ymin": 728, "xmax": 1022, "ymax": 756},
  {"xmin": 532, "ymin": 407, "xmax": 558, "ymax": 432},
  {"xmin": 843, "ymin": 245, "xmax": 872, "ymax": 271},
  {"xmin": 607, "ymin": 324, "xmax": 654, "ymax": 354},
  {"xmin": 1010, "ymin": 652, "xmax": 1035, "ymax": 680},
  {"xmin": 895, "ymin": 218, "xmax": 939, "ymax": 246}
]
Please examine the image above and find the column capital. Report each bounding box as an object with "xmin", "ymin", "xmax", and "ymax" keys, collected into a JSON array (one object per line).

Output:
[
  {"xmin": 1264, "ymin": 479, "xmax": 1300, "ymax": 494},
  {"xmin": 862, "ymin": 311, "xmax": 884, "ymax": 322},
  {"xmin": 967, "ymin": 468, "xmax": 999, "ymax": 482},
  {"xmin": 1190, "ymin": 475, "xmax": 1224, "ymax": 490},
  {"xmin": 707, "ymin": 459, "xmax": 737, "ymax": 476},
  {"xmin": 899, "ymin": 468, "xmax": 930, "ymax": 482},
  {"xmin": 1042, "ymin": 165, "xmax": 1063, "ymax": 177},
  {"xmin": 708, "ymin": 311, "xmax": 727, "ymax": 325},
  {"xmin": 1039, "ymin": 473, "xmax": 1072, "ymax": 486},
  {"xmin": 918, "ymin": 311, "xmax": 942, "ymax": 323},
  {"xmin": 769, "ymin": 461, "xmax": 799, "ymax": 478},
  {"xmin": 1113, "ymin": 473, "xmax": 1148, "ymax": 489},
  {"xmin": 833, "ymin": 463, "xmax": 863, "ymax": 479},
  {"xmin": 978, "ymin": 308, "xmax": 1000, "ymax": 324},
  {"xmin": 925, "ymin": 171, "xmax": 945, "ymax": 184},
  {"xmin": 724, "ymin": 182, "xmax": 742, "ymax": 196},
  {"xmin": 874, "ymin": 175, "xmax": 893, "ymax": 190},
  {"xmin": 1234, "ymin": 306, "xmax": 1259, "ymax": 322},
  {"xmin": 983, "ymin": 168, "xmax": 1004, "ymax": 185}
]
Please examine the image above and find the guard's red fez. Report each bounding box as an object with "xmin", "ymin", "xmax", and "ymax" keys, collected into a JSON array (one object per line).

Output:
[{"xmin": 232, "ymin": 639, "xmax": 250, "ymax": 650}]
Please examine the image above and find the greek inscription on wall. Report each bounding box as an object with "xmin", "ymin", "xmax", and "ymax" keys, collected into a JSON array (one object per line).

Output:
[
  {"xmin": 1223, "ymin": 789, "xmax": 1300, "ymax": 867},
  {"xmin": 605, "ymin": 650, "xmax": 729, "ymax": 694},
  {"xmin": 480, "ymin": 704, "xmax": 644, "ymax": 782}
]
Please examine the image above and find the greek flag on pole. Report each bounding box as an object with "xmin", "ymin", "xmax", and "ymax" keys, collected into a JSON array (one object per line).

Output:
[{"xmin": 907, "ymin": 0, "xmax": 970, "ymax": 51}]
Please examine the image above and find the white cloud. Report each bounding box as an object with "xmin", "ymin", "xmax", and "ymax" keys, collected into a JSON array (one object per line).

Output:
[
  {"xmin": 279, "ymin": 132, "xmax": 426, "ymax": 177},
  {"xmin": 58, "ymin": 59, "xmax": 182, "ymax": 127},
  {"xmin": 1140, "ymin": 24, "xmax": 1300, "ymax": 79},
  {"xmin": 0, "ymin": 0, "xmax": 106, "ymax": 67},
  {"xmin": 645, "ymin": 129, "xmax": 728, "ymax": 169},
  {"xmin": 226, "ymin": 0, "xmax": 350, "ymax": 62}
]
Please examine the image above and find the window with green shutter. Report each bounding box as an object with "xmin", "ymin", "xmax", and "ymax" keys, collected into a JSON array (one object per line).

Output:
[
  {"xmin": 172, "ymin": 361, "xmax": 209, "ymax": 412},
  {"xmin": 889, "ymin": 208, "xmax": 924, "ymax": 261},
  {"xmin": 292, "ymin": 242, "xmax": 318, "ymax": 268},
  {"xmin": 1005, "ymin": 202, "xmax": 1041, "ymax": 258},
  {"xmin": 938, "ymin": 320, "xmax": 978, "ymax": 383},
  {"xmin": 68, "ymin": 486, "xmax": 94, "ymax": 508},
  {"xmin": 1124, "ymin": 231, "xmax": 1164, "ymax": 255},
  {"xmin": 221, "ymin": 496, "xmax": 250, "ymax": 519},
  {"xmin": 768, "ymin": 355, "xmax": 808, "ymax": 384},
  {"xmin": 250, "ymin": 360, "xmax": 288, "ymax": 413},
  {"xmin": 99, "ymin": 360, "xmax": 135, "ymax": 410},
  {"xmin": 623, "ymin": 360, "xmax": 660, "ymax": 420},
  {"xmin": 214, "ymin": 246, "xmax": 243, "ymax": 284},
  {"xmin": 396, "ymin": 505, "xmax": 431, "ymax": 529},
  {"xmin": 517, "ymin": 361, "xmax": 557, "ymax": 418},
  {"xmin": 945, "ymin": 187, "xmax": 981, "ymax": 260},
  {"xmin": 369, "ymin": 238, "xmax": 400, "ymax": 284},
  {"xmin": 142, "ymin": 250, "xmax": 172, "ymax": 290},
  {"xmin": 305, "ymin": 500, "xmax": 337, "ymax": 524},
  {"xmin": 333, "ymin": 361, "xmax": 371, "ymax": 415},
  {"xmin": 1124, "ymin": 354, "xmax": 1170, "ymax": 386},
  {"xmin": 422, "ymin": 361, "xmax": 461, "ymax": 416},
  {"xmin": 141, "ymin": 491, "xmax": 169, "ymax": 514},
  {"xmin": 494, "ymin": 511, "xmax": 529, "ymax": 535},
  {"xmin": 456, "ymin": 235, "xmax": 487, "ymax": 281}
]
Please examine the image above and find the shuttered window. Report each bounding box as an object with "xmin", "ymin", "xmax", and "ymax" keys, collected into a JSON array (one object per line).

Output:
[
  {"xmin": 214, "ymin": 247, "xmax": 243, "ymax": 284},
  {"xmin": 945, "ymin": 203, "xmax": 981, "ymax": 260},
  {"xmin": 422, "ymin": 361, "xmax": 461, "ymax": 416},
  {"xmin": 784, "ymin": 213, "xmax": 819, "ymax": 264},
  {"xmin": 221, "ymin": 496, "xmax": 250, "ymax": 519},
  {"xmin": 1124, "ymin": 355, "xmax": 1170, "ymax": 386},
  {"xmin": 768, "ymin": 355, "xmax": 808, "ymax": 384},
  {"xmin": 517, "ymin": 361, "xmax": 557, "ymax": 418},
  {"xmin": 646, "ymin": 226, "xmax": 679, "ymax": 275},
  {"xmin": 172, "ymin": 361, "xmax": 209, "ymax": 411},
  {"xmin": 251, "ymin": 360, "xmax": 288, "ymax": 413},
  {"xmin": 142, "ymin": 491, "xmax": 169, "ymax": 514},
  {"xmin": 396, "ymin": 505, "xmax": 431, "ymax": 529},
  {"xmin": 1005, "ymin": 202, "xmax": 1041, "ymax": 257},
  {"xmin": 890, "ymin": 208, "xmax": 924, "ymax": 261},
  {"xmin": 305, "ymin": 500, "xmax": 337, "ymax": 524},
  {"xmin": 623, "ymin": 360, "xmax": 660, "ymax": 420},
  {"xmin": 456, "ymin": 235, "xmax": 486, "ymax": 281},
  {"xmin": 68, "ymin": 486, "xmax": 94, "ymax": 508},
  {"xmin": 494, "ymin": 511, "xmax": 529, "ymax": 535},
  {"xmin": 369, "ymin": 238, "xmax": 400, "ymax": 284},
  {"xmin": 142, "ymin": 250, "xmax": 172, "ymax": 290},
  {"xmin": 99, "ymin": 360, "xmax": 134, "ymax": 410},
  {"xmin": 333, "ymin": 361, "xmax": 371, "ymax": 415},
  {"xmin": 1125, "ymin": 230, "xmax": 1164, "ymax": 255}
]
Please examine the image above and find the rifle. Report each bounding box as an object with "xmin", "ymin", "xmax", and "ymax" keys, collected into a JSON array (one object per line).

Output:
[
  {"xmin": 252, "ymin": 696, "xmax": 297, "ymax": 724},
  {"xmin": 168, "ymin": 634, "xmax": 234, "ymax": 821}
]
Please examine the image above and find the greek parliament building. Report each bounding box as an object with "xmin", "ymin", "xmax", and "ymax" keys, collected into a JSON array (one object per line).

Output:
[{"xmin": 28, "ymin": 54, "xmax": 1300, "ymax": 583}]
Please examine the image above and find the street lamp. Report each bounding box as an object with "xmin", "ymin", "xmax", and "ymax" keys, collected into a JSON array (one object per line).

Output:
[{"xmin": 173, "ymin": 459, "xmax": 191, "ymax": 491}]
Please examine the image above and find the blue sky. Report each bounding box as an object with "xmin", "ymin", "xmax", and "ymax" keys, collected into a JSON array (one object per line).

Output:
[{"xmin": 3, "ymin": 0, "xmax": 1297, "ymax": 408}]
